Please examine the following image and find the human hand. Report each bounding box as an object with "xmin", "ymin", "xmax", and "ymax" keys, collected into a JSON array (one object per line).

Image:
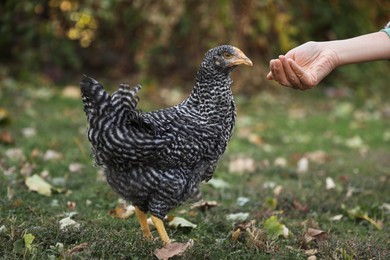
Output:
[{"xmin": 267, "ymin": 42, "xmax": 339, "ymax": 90}]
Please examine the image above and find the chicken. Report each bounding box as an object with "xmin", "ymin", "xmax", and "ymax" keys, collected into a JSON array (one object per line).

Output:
[{"xmin": 80, "ymin": 45, "xmax": 252, "ymax": 244}]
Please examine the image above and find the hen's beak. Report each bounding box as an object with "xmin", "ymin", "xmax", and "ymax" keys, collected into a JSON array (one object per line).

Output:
[{"xmin": 229, "ymin": 47, "xmax": 253, "ymax": 67}]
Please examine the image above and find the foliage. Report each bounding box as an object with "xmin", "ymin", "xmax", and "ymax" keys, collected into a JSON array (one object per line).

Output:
[
  {"xmin": 1, "ymin": 0, "xmax": 390, "ymax": 90},
  {"xmin": 1, "ymin": 79, "xmax": 389, "ymax": 258}
]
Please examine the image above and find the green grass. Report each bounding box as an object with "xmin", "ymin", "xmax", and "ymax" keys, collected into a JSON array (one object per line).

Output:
[{"xmin": 1, "ymin": 80, "xmax": 389, "ymax": 259}]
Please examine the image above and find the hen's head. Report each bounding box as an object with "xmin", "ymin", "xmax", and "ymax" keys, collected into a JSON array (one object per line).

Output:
[{"xmin": 200, "ymin": 45, "xmax": 253, "ymax": 74}]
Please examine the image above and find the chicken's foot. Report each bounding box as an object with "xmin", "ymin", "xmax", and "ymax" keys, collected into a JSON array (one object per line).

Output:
[
  {"xmin": 135, "ymin": 206, "xmax": 152, "ymax": 240},
  {"xmin": 151, "ymin": 215, "xmax": 171, "ymax": 245}
]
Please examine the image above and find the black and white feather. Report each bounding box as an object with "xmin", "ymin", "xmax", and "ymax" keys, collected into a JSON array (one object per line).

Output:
[{"xmin": 80, "ymin": 45, "xmax": 250, "ymax": 219}]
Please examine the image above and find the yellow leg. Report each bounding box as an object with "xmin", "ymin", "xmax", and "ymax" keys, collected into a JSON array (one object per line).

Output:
[
  {"xmin": 151, "ymin": 215, "xmax": 171, "ymax": 245},
  {"xmin": 135, "ymin": 206, "xmax": 152, "ymax": 240}
]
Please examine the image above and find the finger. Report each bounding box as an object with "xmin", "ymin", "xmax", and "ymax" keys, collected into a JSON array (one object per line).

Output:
[
  {"xmin": 279, "ymin": 55, "xmax": 303, "ymax": 89},
  {"xmin": 270, "ymin": 59, "xmax": 291, "ymax": 87},
  {"xmin": 266, "ymin": 60, "xmax": 274, "ymax": 80},
  {"xmin": 266, "ymin": 71, "xmax": 274, "ymax": 80},
  {"xmin": 288, "ymin": 59, "xmax": 315, "ymax": 89}
]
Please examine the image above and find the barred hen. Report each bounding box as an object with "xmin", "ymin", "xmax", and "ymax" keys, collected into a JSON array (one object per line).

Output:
[{"xmin": 80, "ymin": 45, "xmax": 252, "ymax": 244}]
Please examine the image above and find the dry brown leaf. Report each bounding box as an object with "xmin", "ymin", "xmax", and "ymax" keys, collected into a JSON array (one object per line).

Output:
[
  {"xmin": 109, "ymin": 203, "xmax": 135, "ymax": 219},
  {"xmin": 0, "ymin": 130, "xmax": 14, "ymax": 144},
  {"xmin": 234, "ymin": 219, "xmax": 256, "ymax": 232},
  {"xmin": 5, "ymin": 148, "xmax": 25, "ymax": 162},
  {"xmin": 67, "ymin": 201, "xmax": 76, "ymax": 209},
  {"xmin": 43, "ymin": 150, "xmax": 62, "ymax": 161},
  {"xmin": 67, "ymin": 242, "xmax": 89, "ymax": 255},
  {"xmin": 228, "ymin": 156, "xmax": 256, "ymax": 173},
  {"xmin": 69, "ymin": 163, "xmax": 84, "ymax": 173},
  {"xmin": 304, "ymin": 150, "xmax": 329, "ymax": 164},
  {"xmin": 305, "ymin": 249, "xmax": 318, "ymax": 256},
  {"xmin": 231, "ymin": 229, "xmax": 241, "ymax": 242},
  {"xmin": 303, "ymin": 228, "xmax": 328, "ymax": 245},
  {"xmin": 191, "ymin": 200, "xmax": 218, "ymax": 211},
  {"xmin": 62, "ymin": 85, "xmax": 81, "ymax": 99},
  {"xmin": 154, "ymin": 240, "xmax": 193, "ymax": 260},
  {"xmin": 293, "ymin": 200, "xmax": 309, "ymax": 213}
]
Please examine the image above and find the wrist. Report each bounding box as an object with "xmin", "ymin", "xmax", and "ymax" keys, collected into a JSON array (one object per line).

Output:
[{"xmin": 328, "ymin": 32, "xmax": 390, "ymax": 66}]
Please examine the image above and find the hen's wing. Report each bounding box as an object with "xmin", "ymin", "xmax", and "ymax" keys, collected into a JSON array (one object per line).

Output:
[{"xmin": 82, "ymin": 78, "xmax": 219, "ymax": 170}]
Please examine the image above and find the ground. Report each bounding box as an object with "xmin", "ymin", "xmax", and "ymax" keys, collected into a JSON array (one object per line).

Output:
[{"xmin": 0, "ymin": 79, "xmax": 389, "ymax": 259}]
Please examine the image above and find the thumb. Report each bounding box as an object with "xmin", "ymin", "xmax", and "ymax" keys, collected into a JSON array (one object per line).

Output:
[{"xmin": 266, "ymin": 71, "xmax": 274, "ymax": 80}]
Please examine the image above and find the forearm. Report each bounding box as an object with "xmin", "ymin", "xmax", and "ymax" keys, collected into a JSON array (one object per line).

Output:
[{"xmin": 326, "ymin": 32, "xmax": 390, "ymax": 66}]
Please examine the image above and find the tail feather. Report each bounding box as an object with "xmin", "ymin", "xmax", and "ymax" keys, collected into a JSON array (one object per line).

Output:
[
  {"xmin": 111, "ymin": 83, "xmax": 142, "ymax": 113},
  {"xmin": 80, "ymin": 76, "xmax": 111, "ymax": 122}
]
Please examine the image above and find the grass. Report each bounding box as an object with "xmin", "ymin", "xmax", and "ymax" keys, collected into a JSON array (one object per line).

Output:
[{"xmin": 1, "ymin": 79, "xmax": 389, "ymax": 259}]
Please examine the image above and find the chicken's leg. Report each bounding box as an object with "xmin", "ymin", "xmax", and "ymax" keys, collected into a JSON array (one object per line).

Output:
[
  {"xmin": 135, "ymin": 206, "xmax": 152, "ymax": 240},
  {"xmin": 151, "ymin": 215, "xmax": 171, "ymax": 245}
]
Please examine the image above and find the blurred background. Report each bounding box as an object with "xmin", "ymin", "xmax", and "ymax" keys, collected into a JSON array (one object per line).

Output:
[{"xmin": 0, "ymin": 0, "xmax": 390, "ymax": 94}]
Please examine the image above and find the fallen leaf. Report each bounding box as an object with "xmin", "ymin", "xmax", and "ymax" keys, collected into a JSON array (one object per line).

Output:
[
  {"xmin": 345, "ymin": 206, "xmax": 383, "ymax": 230},
  {"xmin": 226, "ymin": 212, "xmax": 250, "ymax": 222},
  {"xmin": 168, "ymin": 216, "xmax": 197, "ymax": 229},
  {"xmin": 330, "ymin": 214, "xmax": 343, "ymax": 221},
  {"xmin": 273, "ymin": 185, "xmax": 283, "ymax": 196},
  {"xmin": 383, "ymin": 131, "xmax": 390, "ymax": 142},
  {"xmin": 297, "ymin": 157, "xmax": 309, "ymax": 174},
  {"xmin": 0, "ymin": 130, "xmax": 14, "ymax": 144},
  {"xmin": 21, "ymin": 127, "xmax": 36, "ymax": 138},
  {"xmin": 236, "ymin": 197, "xmax": 250, "ymax": 206},
  {"xmin": 380, "ymin": 203, "xmax": 390, "ymax": 214},
  {"xmin": 325, "ymin": 177, "xmax": 336, "ymax": 190},
  {"xmin": 154, "ymin": 240, "xmax": 193, "ymax": 260},
  {"xmin": 67, "ymin": 242, "xmax": 89, "ymax": 255},
  {"xmin": 67, "ymin": 201, "xmax": 76, "ymax": 209},
  {"xmin": 231, "ymin": 229, "xmax": 241, "ymax": 242},
  {"xmin": 345, "ymin": 135, "xmax": 364, "ymax": 148},
  {"xmin": 5, "ymin": 148, "xmax": 25, "ymax": 162},
  {"xmin": 288, "ymin": 107, "xmax": 307, "ymax": 119},
  {"xmin": 43, "ymin": 150, "xmax": 62, "ymax": 161},
  {"xmin": 69, "ymin": 163, "xmax": 84, "ymax": 173},
  {"xmin": 303, "ymin": 228, "xmax": 328, "ymax": 245},
  {"xmin": 229, "ymin": 156, "xmax": 256, "ymax": 173},
  {"xmin": 244, "ymin": 226, "xmax": 267, "ymax": 250},
  {"xmin": 233, "ymin": 219, "xmax": 256, "ymax": 232},
  {"xmin": 24, "ymin": 233, "xmax": 35, "ymax": 251},
  {"xmin": 301, "ymin": 218, "xmax": 320, "ymax": 230},
  {"xmin": 293, "ymin": 200, "xmax": 309, "ymax": 213},
  {"xmin": 59, "ymin": 216, "xmax": 80, "ymax": 231},
  {"xmin": 274, "ymin": 157, "xmax": 287, "ymax": 167},
  {"xmin": 20, "ymin": 163, "xmax": 35, "ymax": 177},
  {"xmin": 305, "ymin": 249, "xmax": 318, "ymax": 256},
  {"xmin": 332, "ymin": 102, "xmax": 353, "ymax": 118},
  {"xmin": 263, "ymin": 181, "xmax": 276, "ymax": 189},
  {"xmin": 25, "ymin": 174, "xmax": 53, "ymax": 196},
  {"xmin": 263, "ymin": 216, "xmax": 289, "ymax": 240},
  {"xmin": 109, "ymin": 203, "xmax": 135, "ymax": 219},
  {"xmin": 191, "ymin": 200, "xmax": 218, "ymax": 211},
  {"xmin": 0, "ymin": 225, "xmax": 6, "ymax": 234},
  {"xmin": 0, "ymin": 107, "xmax": 11, "ymax": 125},
  {"xmin": 50, "ymin": 242, "xmax": 64, "ymax": 254},
  {"xmin": 62, "ymin": 85, "xmax": 81, "ymax": 99},
  {"xmin": 207, "ymin": 178, "xmax": 230, "ymax": 189},
  {"xmin": 305, "ymin": 150, "xmax": 329, "ymax": 164}
]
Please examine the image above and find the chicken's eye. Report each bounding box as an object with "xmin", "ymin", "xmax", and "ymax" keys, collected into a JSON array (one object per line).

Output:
[{"xmin": 223, "ymin": 52, "xmax": 233, "ymax": 59}]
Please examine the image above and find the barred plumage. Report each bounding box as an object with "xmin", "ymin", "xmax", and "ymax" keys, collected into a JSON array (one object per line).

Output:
[{"xmin": 80, "ymin": 45, "xmax": 252, "ymax": 244}]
